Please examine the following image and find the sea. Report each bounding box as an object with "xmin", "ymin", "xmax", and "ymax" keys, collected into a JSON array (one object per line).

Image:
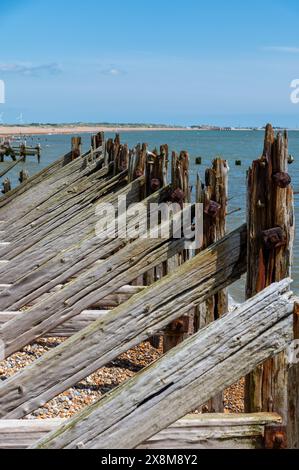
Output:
[{"xmin": 1, "ymin": 130, "xmax": 298, "ymax": 301}]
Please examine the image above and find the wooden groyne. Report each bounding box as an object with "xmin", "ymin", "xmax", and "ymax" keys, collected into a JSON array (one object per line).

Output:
[
  {"xmin": 0, "ymin": 125, "xmax": 298, "ymax": 449},
  {"xmin": 0, "ymin": 141, "xmax": 41, "ymax": 162}
]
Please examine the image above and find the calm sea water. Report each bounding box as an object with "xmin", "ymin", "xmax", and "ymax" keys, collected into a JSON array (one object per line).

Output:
[{"xmin": 1, "ymin": 130, "xmax": 298, "ymax": 300}]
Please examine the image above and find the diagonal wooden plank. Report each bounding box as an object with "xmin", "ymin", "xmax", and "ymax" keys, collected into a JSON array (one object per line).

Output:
[
  {"xmin": 0, "ymin": 225, "xmax": 246, "ymax": 419},
  {"xmin": 0, "ymin": 176, "xmax": 144, "ymax": 283},
  {"xmin": 32, "ymin": 280, "xmax": 295, "ymax": 449},
  {"xmin": 0, "ymin": 184, "xmax": 163, "ymax": 308},
  {"xmin": 0, "ymin": 148, "xmax": 95, "ymax": 219}
]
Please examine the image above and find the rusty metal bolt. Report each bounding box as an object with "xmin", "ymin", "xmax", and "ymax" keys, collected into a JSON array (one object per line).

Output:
[
  {"xmin": 134, "ymin": 168, "xmax": 144, "ymax": 178},
  {"xmin": 262, "ymin": 227, "xmax": 286, "ymax": 250},
  {"xmin": 272, "ymin": 172, "xmax": 291, "ymax": 188},
  {"xmin": 264, "ymin": 425, "xmax": 287, "ymax": 449},
  {"xmin": 170, "ymin": 188, "xmax": 185, "ymax": 207},
  {"xmin": 151, "ymin": 178, "xmax": 161, "ymax": 192},
  {"xmin": 204, "ymin": 200, "xmax": 221, "ymax": 218}
]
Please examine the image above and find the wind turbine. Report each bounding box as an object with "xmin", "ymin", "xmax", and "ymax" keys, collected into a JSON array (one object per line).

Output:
[{"xmin": 16, "ymin": 112, "xmax": 24, "ymax": 125}]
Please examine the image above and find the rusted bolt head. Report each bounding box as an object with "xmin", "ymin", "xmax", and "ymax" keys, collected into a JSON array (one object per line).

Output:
[
  {"xmin": 204, "ymin": 200, "xmax": 221, "ymax": 218},
  {"xmin": 151, "ymin": 178, "xmax": 161, "ymax": 192},
  {"xmin": 170, "ymin": 188, "xmax": 185, "ymax": 206},
  {"xmin": 262, "ymin": 227, "xmax": 286, "ymax": 250},
  {"xmin": 134, "ymin": 168, "xmax": 144, "ymax": 178},
  {"xmin": 272, "ymin": 172, "xmax": 291, "ymax": 188}
]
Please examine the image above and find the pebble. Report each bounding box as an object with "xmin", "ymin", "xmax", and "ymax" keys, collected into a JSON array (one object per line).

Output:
[{"xmin": 0, "ymin": 337, "xmax": 244, "ymax": 418}]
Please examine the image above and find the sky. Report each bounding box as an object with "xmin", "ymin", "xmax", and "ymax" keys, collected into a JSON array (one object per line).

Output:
[{"xmin": 1, "ymin": 0, "xmax": 299, "ymax": 126}]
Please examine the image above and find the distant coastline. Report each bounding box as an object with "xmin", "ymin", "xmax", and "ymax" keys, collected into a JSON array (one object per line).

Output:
[
  {"xmin": 0, "ymin": 123, "xmax": 297, "ymax": 137},
  {"xmin": 0, "ymin": 124, "xmax": 186, "ymax": 136}
]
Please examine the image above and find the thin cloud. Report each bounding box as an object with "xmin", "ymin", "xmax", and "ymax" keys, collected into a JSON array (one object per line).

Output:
[
  {"xmin": 0, "ymin": 62, "xmax": 62, "ymax": 76},
  {"xmin": 100, "ymin": 66, "xmax": 126, "ymax": 76},
  {"xmin": 262, "ymin": 46, "xmax": 299, "ymax": 53}
]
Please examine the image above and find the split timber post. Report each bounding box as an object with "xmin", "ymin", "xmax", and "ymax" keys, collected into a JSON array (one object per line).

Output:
[
  {"xmin": 71, "ymin": 136, "xmax": 82, "ymax": 161},
  {"xmin": 144, "ymin": 145, "xmax": 169, "ymax": 286},
  {"xmin": 245, "ymin": 124, "xmax": 298, "ymax": 448},
  {"xmin": 91, "ymin": 131, "xmax": 104, "ymax": 151},
  {"xmin": 2, "ymin": 178, "xmax": 11, "ymax": 194},
  {"xmin": 19, "ymin": 169, "xmax": 29, "ymax": 184},
  {"xmin": 195, "ymin": 157, "xmax": 229, "ymax": 412},
  {"xmin": 163, "ymin": 150, "xmax": 192, "ymax": 353}
]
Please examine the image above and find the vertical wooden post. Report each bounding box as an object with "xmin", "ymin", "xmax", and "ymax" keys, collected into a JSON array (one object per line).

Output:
[
  {"xmin": 163, "ymin": 150, "xmax": 192, "ymax": 353},
  {"xmin": 245, "ymin": 124, "xmax": 297, "ymax": 448},
  {"xmin": 2, "ymin": 178, "xmax": 11, "ymax": 194},
  {"xmin": 194, "ymin": 157, "xmax": 229, "ymax": 412},
  {"xmin": 19, "ymin": 169, "xmax": 29, "ymax": 184},
  {"xmin": 71, "ymin": 137, "xmax": 82, "ymax": 161},
  {"xmin": 91, "ymin": 131, "xmax": 104, "ymax": 150}
]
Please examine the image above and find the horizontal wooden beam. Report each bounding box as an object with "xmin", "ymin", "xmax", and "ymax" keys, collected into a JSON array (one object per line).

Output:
[
  {"xmin": 0, "ymin": 310, "xmax": 110, "ymax": 337},
  {"xmin": 33, "ymin": 280, "xmax": 294, "ymax": 449},
  {"xmin": 0, "ymin": 413, "xmax": 282, "ymax": 450}
]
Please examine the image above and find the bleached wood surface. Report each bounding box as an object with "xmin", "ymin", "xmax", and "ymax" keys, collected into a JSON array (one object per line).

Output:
[
  {"xmin": 0, "ymin": 310, "xmax": 110, "ymax": 337},
  {"xmin": 0, "ymin": 225, "xmax": 246, "ymax": 419},
  {"xmin": 0, "ymin": 413, "xmax": 282, "ymax": 449},
  {"xmin": 0, "ymin": 176, "xmax": 142, "ymax": 289},
  {"xmin": 32, "ymin": 280, "xmax": 294, "ymax": 449}
]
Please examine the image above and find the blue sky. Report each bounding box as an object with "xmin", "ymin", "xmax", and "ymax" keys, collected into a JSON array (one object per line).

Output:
[{"xmin": 1, "ymin": 0, "xmax": 299, "ymax": 126}]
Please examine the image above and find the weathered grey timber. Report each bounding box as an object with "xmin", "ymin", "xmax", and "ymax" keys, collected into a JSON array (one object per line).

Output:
[
  {"xmin": 0, "ymin": 177, "xmax": 143, "ymax": 286},
  {"xmin": 0, "ymin": 203, "xmax": 205, "ymax": 356},
  {"xmin": 0, "ymin": 225, "xmax": 246, "ymax": 419},
  {"xmin": 0, "ymin": 413, "xmax": 282, "ymax": 449},
  {"xmin": 0, "ymin": 182, "xmax": 165, "ymax": 307},
  {"xmin": 0, "ymin": 166, "xmax": 125, "ymax": 258},
  {"xmin": 0, "ymin": 310, "xmax": 110, "ymax": 337},
  {"xmin": 245, "ymin": 125, "xmax": 298, "ymax": 448},
  {"xmin": 0, "ymin": 150, "xmax": 73, "ymax": 210},
  {"xmin": 2, "ymin": 162, "xmax": 110, "ymax": 242},
  {"xmin": 32, "ymin": 280, "xmax": 295, "ymax": 449},
  {"xmin": 0, "ymin": 147, "xmax": 96, "ymax": 220}
]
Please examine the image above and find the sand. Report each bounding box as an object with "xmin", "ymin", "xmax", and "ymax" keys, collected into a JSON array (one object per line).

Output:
[{"xmin": 0, "ymin": 125, "xmax": 189, "ymax": 137}]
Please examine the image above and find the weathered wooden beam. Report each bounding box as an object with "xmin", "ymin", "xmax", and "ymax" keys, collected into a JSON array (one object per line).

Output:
[
  {"xmin": 0, "ymin": 413, "xmax": 282, "ymax": 449},
  {"xmin": 245, "ymin": 125, "xmax": 297, "ymax": 448},
  {"xmin": 1, "ymin": 153, "xmax": 107, "ymax": 243},
  {"xmin": 0, "ymin": 181, "xmax": 158, "ymax": 308},
  {"xmin": 0, "ymin": 225, "xmax": 246, "ymax": 419},
  {"xmin": 0, "ymin": 146, "xmax": 101, "ymax": 223},
  {"xmin": 0, "ymin": 175, "xmax": 142, "ymax": 287},
  {"xmin": 196, "ymin": 158, "xmax": 229, "ymax": 412},
  {"xmin": 0, "ymin": 204, "xmax": 198, "ymax": 356},
  {"xmin": 32, "ymin": 280, "xmax": 295, "ymax": 449},
  {"xmin": 1, "ymin": 166, "xmax": 123, "ymax": 249},
  {"xmin": 163, "ymin": 150, "xmax": 191, "ymax": 352},
  {"xmin": 0, "ymin": 310, "xmax": 110, "ymax": 337},
  {"xmin": 0, "ymin": 150, "xmax": 72, "ymax": 208}
]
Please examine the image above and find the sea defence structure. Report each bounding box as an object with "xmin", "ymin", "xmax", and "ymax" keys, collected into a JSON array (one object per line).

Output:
[{"xmin": 0, "ymin": 125, "xmax": 297, "ymax": 449}]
